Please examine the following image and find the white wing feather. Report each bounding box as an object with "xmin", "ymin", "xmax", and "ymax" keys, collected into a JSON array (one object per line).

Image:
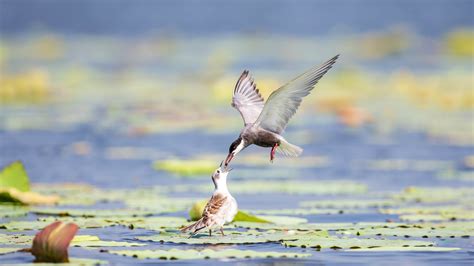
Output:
[
  {"xmin": 231, "ymin": 70, "xmax": 265, "ymax": 125},
  {"xmin": 255, "ymin": 55, "xmax": 339, "ymax": 134}
]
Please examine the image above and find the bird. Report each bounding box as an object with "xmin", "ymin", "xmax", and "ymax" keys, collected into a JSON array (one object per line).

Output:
[
  {"xmin": 224, "ymin": 54, "xmax": 339, "ymax": 166},
  {"xmin": 181, "ymin": 163, "xmax": 238, "ymax": 237}
]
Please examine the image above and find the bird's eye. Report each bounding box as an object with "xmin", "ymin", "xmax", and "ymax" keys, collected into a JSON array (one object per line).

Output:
[{"xmin": 217, "ymin": 170, "xmax": 220, "ymax": 174}]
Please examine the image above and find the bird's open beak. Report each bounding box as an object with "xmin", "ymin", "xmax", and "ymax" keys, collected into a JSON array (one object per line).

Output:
[{"xmin": 224, "ymin": 153, "xmax": 234, "ymax": 166}]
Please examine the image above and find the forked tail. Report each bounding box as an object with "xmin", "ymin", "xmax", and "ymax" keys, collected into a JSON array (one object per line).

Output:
[{"xmin": 277, "ymin": 139, "xmax": 303, "ymax": 157}]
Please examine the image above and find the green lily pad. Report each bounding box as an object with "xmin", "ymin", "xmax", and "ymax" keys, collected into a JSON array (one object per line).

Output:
[
  {"xmin": 137, "ymin": 230, "xmax": 326, "ymax": 245},
  {"xmin": 394, "ymin": 187, "xmax": 474, "ymax": 203},
  {"xmin": 379, "ymin": 205, "xmax": 472, "ymax": 215},
  {"xmin": 153, "ymin": 159, "xmax": 216, "ymax": 176},
  {"xmin": 0, "ymin": 247, "xmax": 21, "ymax": 255},
  {"xmin": 0, "ymin": 161, "xmax": 30, "ymax": 192},
  {"xmin": 0, "ymin": 216, "xmax": 189, "ymax": 231},
  {"xmin": 256, "ymin": 215, "xmax": 308, "ymax": 224},
  {"xmin": 234, "ymin": 221, "xmax": 406, "ymax": 231},
  {"xmin": 174, "ymin": 180, "xmax": 367, "ymax": 195},
  {"xmin": 399, "ymin": 213, "xmax": 474, "ymax": 222},
  {"xmin": 340, "ymin": 226, "xmax": 474, "ymax": 238},
  {"xmin": 0, "ymin": 206, "xmax": 29, "ymax": 218},
  {"xmin": 109, "ymin": 248, "xmax": 311, "ymax": 260},
  {"xmin": 11, "ymin": 258, "xmax": 109, "ymax": 265},
  {"xmin": 71, "ymin": 235, "xmax": 146, "ymax": 247},
  {"xmin": 0, "ymin": 233, "xmax": 33, "ymax": 245},
  {"xmin": 283, "ymin": 235, "xmax": 435, "ymax": 249},
  {"xmin": 345, "ymin": 247, "xmax": 461, "ymax": 252},
  {"xmin": 249, "ymin": 208, "xmax": 367, "ymax": 215},
  {"xmin": 300, "ymin": 199, "xmax": 397, "ymax": 208},
  {"xmin": 188, "ymin": 200, "xmax": 269, "ymax": 223},
  {"xmin": 31, "ymin": 208, "xmax": 155, "ymax": 217}
]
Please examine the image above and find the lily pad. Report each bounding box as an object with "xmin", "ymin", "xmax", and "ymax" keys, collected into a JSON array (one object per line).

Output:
[
  {"xmin": 345, "ymin": 247, "xmax": 461, "ymax": 252},
  {"xmin": 71, "ymin": 235, "xmax": 146, "ymax": 247},
  {"xmin": 340, "ymin": 226, "xmax": 474, "ymax": 238},
  {"xmin": 399, "ymin": 213, "xmax": 474, "ymax": 222},
  {"xmin": 283, "ymin": 235, "xmax": 435, "ymax": 249},
  {"xmin": 0, "ymin": 188, "xmax": 59, "ymax": 205},
  {"xmin": 234, "ymin": 221, "xmax": 406, "ymax": 231},
  {"xmin": 109, "ymin": 248, "xmax": 310, "ymax": 260},
  {"xmin": 300, "ymin": 199, "xmax": 397, "ymax": 208},
  {"xmin": 0, "ymin": 247, "xmax": 21, "ymax": 255},
  {"xmin": 3, "ymin": 216, "xmax": 188, "ymax": 231},
  {"xmin": 249, "ymin": 208, "xmax": 367, "ymax": 215},
  {"xmin": 0, "ymin": 233, "xmax": 33, "ymax": 245},
  {"xmin": 153, "ymin": 159, "xmax": 216, "ymax": 176},
  {"xmin": 174, "ymin": 180, "xmax": 367, "ymax": 195},
  {"xmin": 394, "ymin": 187, "xmax": 474, "ymax": 203},
  {"xmin": 0, "ymin": 206, "xmax": 29, "ymax": 218},
  {"xmin": 31, "ymin": 208, "xmax": 155, "ymax": 217},
  {"xmin": 0, "ymin": 161, "xmax": 30, "ymax": 192},
  {"xmin": 137, "ymin": 230, "xmax": 325, "ymax": 245}
]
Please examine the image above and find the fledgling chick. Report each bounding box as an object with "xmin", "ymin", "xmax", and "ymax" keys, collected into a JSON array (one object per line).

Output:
[{"xmin": 181, "ymin": 163, "xmax": 238, "ymax": 237}]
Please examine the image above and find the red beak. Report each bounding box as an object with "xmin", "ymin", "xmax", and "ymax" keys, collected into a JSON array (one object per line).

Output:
[{"xmin": 225, "ymin": 153, "xmax": 234, "ymax": 166}]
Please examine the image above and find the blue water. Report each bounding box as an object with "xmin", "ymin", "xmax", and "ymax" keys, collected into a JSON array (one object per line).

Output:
[{"xmin": 1, "ymin": 0, "xmax": 473, "ymax": 36}]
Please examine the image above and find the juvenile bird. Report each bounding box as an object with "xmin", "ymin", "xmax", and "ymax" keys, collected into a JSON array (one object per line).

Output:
[
  {"xmin": 225, "ymin": 55, "xmax": 339, "ymax": 165},
  {"xmin": 181, "ymin": 163, "xmax": 238, "ymax": 236}
]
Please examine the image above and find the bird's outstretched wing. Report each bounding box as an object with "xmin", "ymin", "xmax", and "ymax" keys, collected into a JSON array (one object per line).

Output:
[
  {"xmin": 255, "ymin": 55, "xmax": 339, "ymax": 134},
  {"xmin": 232, "ymin": 70, "xmax": 265, "ymax": 125}
]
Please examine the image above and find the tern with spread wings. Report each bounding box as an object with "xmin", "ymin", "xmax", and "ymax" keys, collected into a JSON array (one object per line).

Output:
[{"xmin": 224, "ymin": 55, "xmax": 339, "ymax": 166}]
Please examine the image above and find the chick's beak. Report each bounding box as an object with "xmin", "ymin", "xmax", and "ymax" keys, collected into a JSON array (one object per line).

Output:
[{"xmin": 224, "ymin": 152, "xmax": 234, "ymax": 166}]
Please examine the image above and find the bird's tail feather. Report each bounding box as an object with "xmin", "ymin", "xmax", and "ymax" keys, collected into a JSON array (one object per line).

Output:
[
  {"xmin": 277, "ymin": 140, "xmax": 303, "ymax": 157},
  {"xmin": 181, "ymin": 218, "xmax": 206, "ymax": 234}
]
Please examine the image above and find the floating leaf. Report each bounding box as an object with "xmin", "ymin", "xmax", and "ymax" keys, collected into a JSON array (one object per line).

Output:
[
  {"xmin": 0, "ymin": 188, "xmax": 59, "ymax": 205},
  {"xmin": 0, "ymin": 205, "xmax": 29, "ymax": 218},
  {"xmin": 399, "ymin": 213, "xmax": 474, "ymax": 222},
  {"xmin": 153, "ymin": 159, "xmax": 216, "ymax": 176},
  {"xmin": 300, "ymin": 199, "xmax": 397, "ymax": 209},
  {"xmin": 174, "ymin": 180, "xmax": 367, "ymax": 195},
  {"xmin": 109, "ymin": 248, "xmax": 311, "ymax": 260},
  {"xmin": 233, "ymin": 211, "xmax": 270, "ymax": 223},
  {"xmin": 189, "ymin": 199, "xmax": 269, "ymax": 223},
  {"xmin": 249, "ymin": 208, "xmax": 367, "ymax": 215},
  {"xmin": 31, "ymin": 221, "xmax": 79, "ymax": 263},
  {"xmin": 71, "ymin": 235, "xmax": 146, "ymax": 247},
  {"xmin": 346, "ymin": 247, "xmax": 461, "ymax": 252},
  {"xmin": 283, "ymin": 235, "xmax": 435, "ymax": 249},
  {"xmin": 394, "ymin": 187, "xmax": 474, "ymax": 203},
  {"xmin": 0, "ymin": 247, "xmax": 21, "ymax": 255},
  {"xmin": 0, "ymin": 161, "xmax": 30, "ymax": 192},
  {"xmin": 137, "ymin": 230, "xmax": 324, "ymax": 245},
  {"xmin": 340, "ymin": 226, "xmax": 474, "ymax": 238},
  {"xmin": 234, "ymin": 221, "xmax": 406, "ymax": 231},
  {"xmin": 0, "ymin": 233, "xmax": 33, "ymax": 245},
  {"xmin": 31, "ymin": 208, "xmax": 154, "ymax": 217}
]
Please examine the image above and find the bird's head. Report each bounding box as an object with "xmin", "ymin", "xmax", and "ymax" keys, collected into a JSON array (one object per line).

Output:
[
  {"xmin": 225, "ymin": 136, "xmax": 245, "ymax": 166},
  {"xmin": 212, "ymin": 161, "xmax": 232, "ymax": 189}
]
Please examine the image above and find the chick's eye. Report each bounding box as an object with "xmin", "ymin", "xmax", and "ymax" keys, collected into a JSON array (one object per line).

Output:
[{"xmin": 217, "ymin": 170, "xmax": 220, "ymax": 174}]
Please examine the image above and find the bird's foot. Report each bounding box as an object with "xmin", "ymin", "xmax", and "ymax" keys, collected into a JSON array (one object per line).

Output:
[
  {"xmin": 270, "ymin": 143, "xmax": 279, "ymax": 163},
  {"xmin": 220, "ymin": 228, "xmax": 225, "ymax": 236},
  {"xmin": 209, "ymin": 229, "xmax": 212, "ymax": 237}
]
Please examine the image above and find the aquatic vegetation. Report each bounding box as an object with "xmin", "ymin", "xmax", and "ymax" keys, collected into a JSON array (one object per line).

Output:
[
  {"xmin": 109, "ymin": 248, "xmax": 311, "ymax": 260},
  {"xmin": 153, "ymin": 159, "xmax": 217, "ymax": 177},
  {"xmin": 0, "ymin": 161, "xmax": 59, "ymax": 205}
]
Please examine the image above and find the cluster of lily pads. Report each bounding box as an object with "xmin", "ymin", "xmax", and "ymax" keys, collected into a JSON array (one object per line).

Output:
[{"xmin": 1, "ymin": 160, "xmax": 473, "ymax": 264}]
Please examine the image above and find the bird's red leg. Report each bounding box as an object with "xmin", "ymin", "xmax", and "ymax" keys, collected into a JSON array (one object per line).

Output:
[{"xmin": 270, "ymin": 143, "xmax": 279, "ymax": 163}]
